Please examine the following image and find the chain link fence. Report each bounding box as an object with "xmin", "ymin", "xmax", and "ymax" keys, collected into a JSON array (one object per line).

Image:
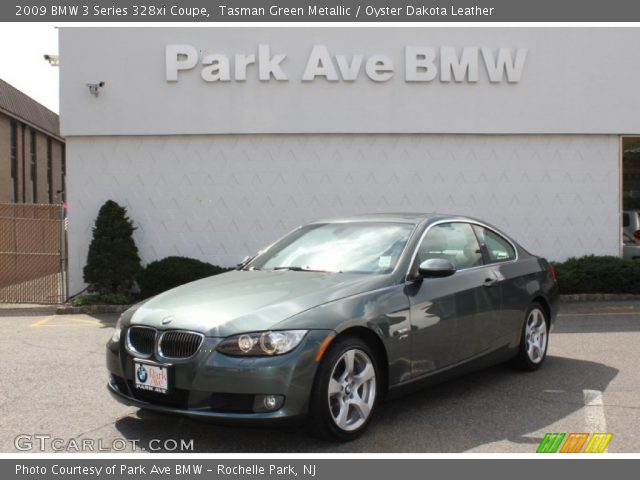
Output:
[{"xmin": 0, "ymin": 203, "xmax": 67, "ymax": 304}]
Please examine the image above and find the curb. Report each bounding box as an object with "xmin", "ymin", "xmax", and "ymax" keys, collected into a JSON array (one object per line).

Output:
[
  {"xmin": 0, "ymin": 305, "xmax": 59, "ymax": 316},
  {"xmin": 53, "ymin": 295, "xmax": 640, "ymax": 312},
  {"xmin": 560, "ymin": 294, "xmax": 640, "ymax": 302},
  {"xmin": 4, "ymin": 295, "xmax": 640, "ymax": 315},
  {"xmin": 52, "ymin": 295, "xmax": 640, "ymax": 312},
  {"xmin": 55, "ymin": 305, "xmax": 132, "ymax": 315}
]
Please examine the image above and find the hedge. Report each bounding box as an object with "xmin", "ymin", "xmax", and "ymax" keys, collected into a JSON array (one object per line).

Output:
[
  {"xmin": 71, "ymin": 293, "xmax": 132, "ymax": 306},
  {"xmin": 553, "ymin": 255, "xmax": 640, "ymax": 294},
  {"xmin": 138, "ymin": 256, "xmax": 231, "ymax": 298}
]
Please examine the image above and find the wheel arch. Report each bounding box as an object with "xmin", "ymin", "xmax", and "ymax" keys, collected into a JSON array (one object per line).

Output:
[
  {"xmin": 531, "ymin": 295, "xmax": 551, "ymax": 327},
  {"xmin": 330, "ymin": 326, "xmax": 390, "ymax": 399}
]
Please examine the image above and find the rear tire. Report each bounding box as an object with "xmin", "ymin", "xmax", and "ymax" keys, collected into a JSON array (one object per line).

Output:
[
  {"xmin": 308, "ymin": 335, "xmax": 380, "ymax": 442},
  {"xmin": 514, "ymin": 302, "xmax": 549, "ymax": 371}
]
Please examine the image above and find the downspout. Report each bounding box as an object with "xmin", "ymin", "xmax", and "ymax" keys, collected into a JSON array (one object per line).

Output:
[{"xmin": 21, "ymin": 124, "xmax": 26, "ymax": 203}]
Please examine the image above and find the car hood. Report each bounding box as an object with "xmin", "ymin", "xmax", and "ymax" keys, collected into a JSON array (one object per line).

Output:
[{"xmin": 129, "ymin": 270, "xmax": 391, "ymax": 337}]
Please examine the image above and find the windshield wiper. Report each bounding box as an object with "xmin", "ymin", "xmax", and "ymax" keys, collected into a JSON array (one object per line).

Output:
[{"xmin": 271, "ymin": 266, "xmax": 330, "ymax": 272}]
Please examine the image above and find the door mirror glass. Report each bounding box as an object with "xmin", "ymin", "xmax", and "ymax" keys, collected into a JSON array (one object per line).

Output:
[{"xmin": 418, "ymin": 258, "xmax": 456, "ymax": 277}]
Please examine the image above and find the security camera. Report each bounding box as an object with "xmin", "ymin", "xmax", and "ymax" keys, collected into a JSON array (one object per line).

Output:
[
  {"xmin": 86, "ymin": 81, "xmax": 105, "ymax": 97},
  {"xmin": 43, "ymin": 54, "xmax": 59, "ymax": 66}
]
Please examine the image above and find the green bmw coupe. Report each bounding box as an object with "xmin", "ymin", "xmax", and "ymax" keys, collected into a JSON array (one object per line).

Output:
[{"xmin": 106, "ymin": 213, "xmax": 559, "ymax": 441}]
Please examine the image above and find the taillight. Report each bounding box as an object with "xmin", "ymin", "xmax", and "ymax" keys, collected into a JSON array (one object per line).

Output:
[
  {"xmin": 548, "ymin": 266, "xmax": 557, "ymax": 281},
  {"xmin": 634, "ymin": 230, "xmax": 640, "ymax": 240}
]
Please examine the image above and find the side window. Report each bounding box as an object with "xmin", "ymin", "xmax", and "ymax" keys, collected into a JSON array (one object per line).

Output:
[
  {"xmin": 417, "ymin": 223, "xmax": 483, "ymax": 270},
  {"xmin": 473, "ymin": 226, "xmax": 516, "ymax": 263},
  {"xmin": 623, "ymin": 213, "xmax": 630, "ymax": 228}
]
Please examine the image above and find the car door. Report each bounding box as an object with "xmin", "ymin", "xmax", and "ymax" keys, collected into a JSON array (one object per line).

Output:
[
  {"xmin": 472, "ymin": 224, "xmax": 519, "ymax": 348},
  {"xmin": 405, "ymin": 222, "xmax": 502, "ymax": 378}
]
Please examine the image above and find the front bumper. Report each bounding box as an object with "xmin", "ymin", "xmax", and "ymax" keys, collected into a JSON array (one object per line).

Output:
[
  {"xmin": 106, "ymin": 329, "xmax": 332, "ymax": 424},
  {"xmin": 107, "ymin": 381, "xmax": 303, "ymax": 425}
]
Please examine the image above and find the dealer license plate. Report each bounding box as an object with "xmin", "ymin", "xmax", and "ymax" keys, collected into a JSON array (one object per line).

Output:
[{"xmin": 133, "ymin": 360, "xmax": 169, "ymax": 394}]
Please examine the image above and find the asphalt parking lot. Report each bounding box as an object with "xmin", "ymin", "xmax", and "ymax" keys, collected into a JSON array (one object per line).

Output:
[{"xmin": 0, "ymin": 301, "xmax": 639, "ymax": 453}]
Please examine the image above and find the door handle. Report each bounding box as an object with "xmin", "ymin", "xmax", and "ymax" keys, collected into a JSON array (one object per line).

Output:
[{"xmin": 483, "ymin": 277, "xmax": 498, "ymax": 287}]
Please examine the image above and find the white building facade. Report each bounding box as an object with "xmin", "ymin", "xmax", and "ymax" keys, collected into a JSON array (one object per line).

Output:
[{"xmin": 60, "ymin": 27, "xmax": 640, "ymax": 295}]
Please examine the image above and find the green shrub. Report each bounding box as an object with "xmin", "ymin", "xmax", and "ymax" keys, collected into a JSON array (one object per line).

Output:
[
  {"xmin": 83, "ymin": 200, "xmax": 142, "ymax": 294},
  {"xmin": 553, "ymin": 255, "xmax": 640, "ymax": 294},
  {"xmin": 72, "ymin": 293, "xmax": 132, "ymax": 306},
  {"xmin": 138, "ymin": 256, "xmax": 230, "ymax": 298}
]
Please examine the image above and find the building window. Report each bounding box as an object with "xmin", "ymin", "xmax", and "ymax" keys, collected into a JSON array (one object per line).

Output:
[
  {"xmin": 60, "ymin": 144, "xmax": 66, "ymax": 202},
  {"xmin": 10, "ymin": 120, "xmax": 18, "ymax": 202},
  {"xmin": 30, "ymin": 128, "xmax": 37, "ymax": 203},
  {"xmin": 47, "ymin": 138, "xmax": 53, "ymax": 203}
]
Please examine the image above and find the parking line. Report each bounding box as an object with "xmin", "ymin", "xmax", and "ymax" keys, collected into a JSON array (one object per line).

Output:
[
  {"xmin": 583, "ymin": 389, "xmax": 609, "ymax": 452},
  {"xmin": 30, "ymin": 316, "xmax": 55, "ymax": 327},
  {"xmin": 30, "ymin": 315, "xmax": 102, "ymax": 328},
  {"xmin": 63, "ymin": 316, "xmax": 102, "ymax": 326}
]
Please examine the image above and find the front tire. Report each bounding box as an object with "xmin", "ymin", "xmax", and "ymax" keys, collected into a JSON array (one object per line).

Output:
[
  {"xmin": 308, "ymin": 335, "xmax": 380, "ymax": 441},
  {"xmin": 515, "ymin": 302, "xmax": 549, "ymax": 371}
]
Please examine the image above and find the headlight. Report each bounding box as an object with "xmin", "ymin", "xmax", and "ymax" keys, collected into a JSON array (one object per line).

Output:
[
  {"xmin": 217, "ymin": 330, "xmax": 308, "ymax": 356},
  {"xmin": 111, "ymin": 315, "xmax": 124, "ymax": 343}
]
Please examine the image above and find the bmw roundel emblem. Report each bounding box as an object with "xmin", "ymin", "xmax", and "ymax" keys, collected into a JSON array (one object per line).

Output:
[
  {"xmin": 161, "ymin": 315, "xmax": 174, "ymax": 325},
  {"xmin": 136, "ymin": 364, "xmax": 148, "ymax": 383}
]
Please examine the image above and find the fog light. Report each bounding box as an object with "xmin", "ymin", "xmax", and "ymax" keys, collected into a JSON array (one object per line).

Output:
[
  {"xmin": 253, "ymin": 394, "xmax": 284, "ymax": 412},
  {"xmin": 264, "ymin": 395, "xmax": 277, "ymax": 410}
]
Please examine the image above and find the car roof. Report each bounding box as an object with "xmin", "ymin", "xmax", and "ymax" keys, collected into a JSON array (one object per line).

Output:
[
  {"xmin": 305, "ymin": 213, "xmax": 529, "ymax": 256},
  {"xmin": 310, "ymin": 212, "xmax": 474, "ymax": 225}
]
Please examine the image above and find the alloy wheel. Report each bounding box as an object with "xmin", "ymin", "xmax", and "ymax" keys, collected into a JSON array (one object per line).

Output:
[
  {"xmin": 525, "ymin": 308, "xmax": 548, "ymax": 364},
  {"xmin": 327, "ymin": 349, "xmax": 376, "ymax": 432}
]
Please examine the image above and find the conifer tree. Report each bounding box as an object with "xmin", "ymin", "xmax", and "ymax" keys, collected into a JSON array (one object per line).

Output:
[{"xmin": 83, "ymin": 200, "xmax": 141, "ymax": 293}]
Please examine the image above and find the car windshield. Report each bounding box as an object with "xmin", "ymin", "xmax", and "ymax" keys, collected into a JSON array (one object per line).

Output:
[{"xmin": 247, "ymin": 222, "xmax": 415, "ymax": 274}]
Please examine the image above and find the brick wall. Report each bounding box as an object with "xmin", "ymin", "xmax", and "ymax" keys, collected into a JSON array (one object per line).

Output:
[
  {"xmin": 0, "ymin": 113, "xmax": 10, "ymax": 202},
  {"xmin": 0, "ymin": 112, "xmax": 65, "ymax": 205},
  {"xmin": 50, "ymin": 140, "xmax": 64, "ymax": 202},
  {"xmin": 35, "ymin": 129, "xmax": 48, "ymax": 203}
]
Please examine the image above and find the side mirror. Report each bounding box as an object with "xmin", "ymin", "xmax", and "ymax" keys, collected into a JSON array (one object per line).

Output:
[
  {"xmin": 418, "ymin": 258, "xmax": 456, "ymax": 278},
  {"xmin": 236, "ymin": 255, "xmax": 253, "ymax": 269}
]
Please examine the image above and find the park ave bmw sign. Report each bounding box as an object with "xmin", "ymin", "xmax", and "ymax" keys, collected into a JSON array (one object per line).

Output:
[{"xmin": 166, "ymin": 45, "xmax": 527, "ymax": 83}]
